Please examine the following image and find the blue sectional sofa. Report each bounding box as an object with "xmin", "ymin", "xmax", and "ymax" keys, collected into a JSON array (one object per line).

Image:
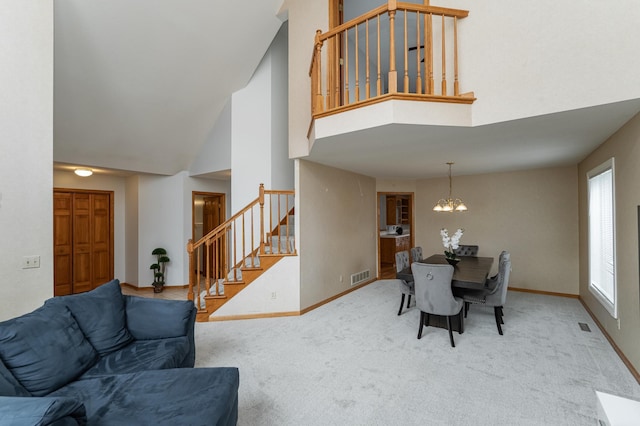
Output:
[{"xmin": 0, "ymin": 279, "xmax": 239, "ymax": 425}]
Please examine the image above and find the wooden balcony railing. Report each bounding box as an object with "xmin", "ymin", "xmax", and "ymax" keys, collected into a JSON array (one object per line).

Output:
[
  {"xmin": 310, "ymin": 1, "xmax": 475, "ymax": 119},
  {"xmin": 187, "ymin": 184, "xmax": 295, "ymax": 313}
]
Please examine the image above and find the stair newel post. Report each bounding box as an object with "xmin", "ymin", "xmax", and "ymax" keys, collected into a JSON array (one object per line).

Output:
[
  {"xmin": 187, "ymin": 239, "xmax": 195, "ymax": 302},
  {"xmin": 259, "ymin": 184, "xmax": 265, "ymax": 255},
  {"xmin": 313, "ymin": 30, "xmax": 324, "ymax": 114}
]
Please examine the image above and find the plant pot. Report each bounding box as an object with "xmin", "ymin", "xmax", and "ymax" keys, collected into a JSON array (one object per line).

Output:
[
  {"xmin": 153, "ymin": 283, "xmax": 164, "ymax": 293},
  {"xmin": 445, "ymin": 257, "xmax": 460, "ymax": 266}
]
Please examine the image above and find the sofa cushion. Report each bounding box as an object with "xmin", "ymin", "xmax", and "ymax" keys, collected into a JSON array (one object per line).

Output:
[
  {"xmin": 0, "ymin": 357, "xmax": 31, "ymax": 397},
  {"xmin": 0, "ymin": 396, "xmax": 87, "ymax": 425},
  {"xmin": 51, "ymin": 368, "xmax": 239, "ymax": 426},
  {"xmin": 47, "ymin": 279, "xmax": 133, "ymax": 356},
  {"xmin": 0, "ymin": 304, "xmax": 98, "ymax": 396},
  {"xmin": 80, "ymin": 337, "xmax": 190, "ymax": 378},
  {"xmin": 125, "ymin": 296, "xmax": 194, "ymax": 339}
]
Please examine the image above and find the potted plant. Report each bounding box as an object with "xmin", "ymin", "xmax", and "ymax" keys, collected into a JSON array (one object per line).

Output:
[{"xmin": 150, "ymin": 247, "xmax": 170, "ymax": 293}]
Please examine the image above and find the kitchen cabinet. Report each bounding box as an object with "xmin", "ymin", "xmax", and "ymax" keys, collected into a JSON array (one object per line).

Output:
[
  {"xmin": 380, "ymin": 235, "xmax": 410, "ymax": 265},
  {"xmin": 385, "ymin": 196, "xmax": 411, "ymax": 226}
]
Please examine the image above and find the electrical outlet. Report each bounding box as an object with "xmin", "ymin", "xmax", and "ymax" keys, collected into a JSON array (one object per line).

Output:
[
  {"xmin": 271, "ymin": 291, "xmax": 277, "ymax": 300},
  {"xmin": 617, "ymin": 318, "xmax": 621, "ymax": 330},
  {"xmin": 22, "ymin": 255, "xmax": 41, "ymax": 269},
  {"xmin": 339, "ymin": 275, "xmax": 343, "ymax": 283}
]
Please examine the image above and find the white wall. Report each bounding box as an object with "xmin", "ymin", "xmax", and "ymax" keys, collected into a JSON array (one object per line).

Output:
[
  {"xmin": 298, "ymin": 160, "xmax": 377, "ymax": 309},
  {"xmin": 0, "ymin": 1, "xmax": 53, "ymax": 320},
  {"xmin": 231, "ymin": 21, "xmax": 293, "ymax": 211},
  {"xmin": 270, "ymin": 23, "xmax": 294, "ymax": 191},
  {"xmin": 136, "ymin": 172, "xmax": 230, "ymax": 288},
  {"xmin": 578, "ymin": 112, "xmax": 640, "ymax": 374},
  {"xmin": 412, "ymin": 166, "xmax": 579, "ymax": 294},
  {"xmin": 125, "ymin": 175, "xmax": 139, "ymax": 284},
  {"xmin": 189, "ymin": 98, "xmax": 232, "ymax": 176},
  {"xmin": 212, "ymin": 256, "xmax": 301, "ymax": 317}
]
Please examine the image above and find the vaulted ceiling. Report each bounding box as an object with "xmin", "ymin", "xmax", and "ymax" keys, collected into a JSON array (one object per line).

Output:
[{"xmin": 54, "ymin": 0, "xmax": 285, "ymax": 176}]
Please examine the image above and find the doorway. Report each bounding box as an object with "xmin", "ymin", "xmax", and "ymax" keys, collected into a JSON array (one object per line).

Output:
[
  {"xmin": 377, "ymin": 192, "xmax": 414, "ymax": 279},
  {"xmin": 192, "ymin": 192, "xmax": 226, "ymax": 278}
]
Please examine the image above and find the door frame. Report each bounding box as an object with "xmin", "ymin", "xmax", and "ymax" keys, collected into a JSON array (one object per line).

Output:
[
  {"xmin": 377, "ymin": 191, "xmax": 414, "ymax": 277},
  {"xmin": 191, "ymin": 191, "xmax": 226, "ymax": 242}
]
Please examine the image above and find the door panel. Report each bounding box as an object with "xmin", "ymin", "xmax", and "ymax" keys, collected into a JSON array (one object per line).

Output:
[
  {"xmin": 53, "ymin": 193, "xmax": 73, "ymax": 295},
  {"xmin": 54, "ymin": 190, "xmax": 114, "ymax": 295}
]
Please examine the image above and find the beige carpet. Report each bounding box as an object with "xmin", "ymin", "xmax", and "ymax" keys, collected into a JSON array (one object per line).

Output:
[{"xmin": 194, "ymin": 280, "xmax": 640, "ymax": 425}]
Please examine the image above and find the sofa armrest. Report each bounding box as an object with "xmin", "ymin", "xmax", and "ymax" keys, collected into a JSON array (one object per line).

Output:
[
  {"xmin": 0, "ymin": 396, "xmax": 87, "ymax": 426},
  {"xmin": 124, "ymin": 296, "xmax": 196, "ymax": 367}
]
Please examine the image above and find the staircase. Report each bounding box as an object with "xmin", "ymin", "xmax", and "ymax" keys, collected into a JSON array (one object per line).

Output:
[{"xmin": 187, "ymin": 185, "xmax": 296, "ymax": 322}]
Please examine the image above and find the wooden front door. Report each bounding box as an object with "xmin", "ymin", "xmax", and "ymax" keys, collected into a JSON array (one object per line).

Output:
[{"xmin": 54, "ymin": 189, "xmax": 114, "ymax": 295}]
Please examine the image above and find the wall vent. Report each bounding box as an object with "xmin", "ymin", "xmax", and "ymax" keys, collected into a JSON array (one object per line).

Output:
[
  {"xmin": 579, "ymin": 322, "xmax": 591, "ymax": 332},
  {"xmin": 351, "ymin": 269, "xmax": 370, "ymax": 286}
]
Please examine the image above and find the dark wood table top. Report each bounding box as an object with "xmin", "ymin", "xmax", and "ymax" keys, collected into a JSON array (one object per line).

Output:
[{"xmin": 397, "ymin": 254, "xmax": 494, "ymax": 289}]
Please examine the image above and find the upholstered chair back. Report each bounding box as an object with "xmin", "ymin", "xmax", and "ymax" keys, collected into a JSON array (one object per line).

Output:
[
  {"xmin": 410, "ymin": 246, "xmax": 423, "ymax": 263},
  {"xmin": 395, "ymin": 251, "xmax": 410, "ymax": 273},
  {"xmin": 455, "ymin": 245, "xmax": 479, "ymax": 257},
  {"xmin": 411, "ymin": 263, "xmax": 459, "ymax": 316},
  {"xmin": 485, "ymin": 253, "xmax": 511, "ymax": 306}
]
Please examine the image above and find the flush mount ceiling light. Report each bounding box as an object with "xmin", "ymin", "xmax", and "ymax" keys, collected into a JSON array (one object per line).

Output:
[
  {"xmin": 74, "ymin": 168, "xmax": 93, "ymax": 177},
  {"xmin": 433, "ymin": 162, "xmax": 467, "ymax": 212}
]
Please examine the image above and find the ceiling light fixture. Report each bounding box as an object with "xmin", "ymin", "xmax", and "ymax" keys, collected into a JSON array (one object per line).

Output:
[
  {"xmin": 74, "ymin": 168, "xmax": 93, "ymax": 177},
  {"xmin": 433, "ymin": 162, "xmax": 467, "ymax": 212}
]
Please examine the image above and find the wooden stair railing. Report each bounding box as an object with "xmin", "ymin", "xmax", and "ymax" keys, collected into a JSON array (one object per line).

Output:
[
  {"xmin": 310, "ymin": 0, "xmax": 475, "ymax": 120},
  {"xmin": 187, "ymin": 184, "xmax": 296, "ymax": 321}
]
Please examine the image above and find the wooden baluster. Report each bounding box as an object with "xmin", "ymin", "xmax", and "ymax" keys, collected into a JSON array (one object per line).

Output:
[
  {"xmin": 196, "ymin": 246, "xmax": 201, "ymax": 308},
  {"xmin": 454, "ymin": 16, "xmax": 459, "ymax": 96},
  {"xmin": 427, "ymin": 13, "xmax": 434, "ymax": 94},
  {"xmin": 241, "ymin": 213, "xmax": 246, "ymax": 269},
  {"xmin": 416, "ymin": 11, "xmax": 422, "ymax": 94},
  {"xmin": 377, "ymin": 14, "xmax": 382, "ymax": 96},
  {"xmin": 259, "ymin": 183, "xmax": 265, "ymax": 255},
  {"xmin": 314, "ymin": 30, "xmax": 324, "ymax": 114},
  {"xmin": 403, "ymin": 9, "xmax": 409, "ymax": 93},
  {"xmin": 334, "ymin": 35, "xmax": 341, "ymax": 107},
  {"xmin": 205, "ymin": 239, "xmax": 211, "ymax": 296},
  {"xmin": 344, "ymin": 29, "xmax": 350, "ymax": 104},
  {"xmin": 441, "ymin": 14, "xmax": 447, "ymax": 96},
  {"xmin": 250, "ymin": 205, "xmax": 255, "ymax": 265},
  {"xmin": 354, "ymin": 24, "xmax": 359, "ymax": 102},
  {"xmin": 365, "ymin": 19, "xmax": 370, "ymax": 99},
  {"xmin": 388, "ymin": 0, "xmax": 397, "ymax": 94}
]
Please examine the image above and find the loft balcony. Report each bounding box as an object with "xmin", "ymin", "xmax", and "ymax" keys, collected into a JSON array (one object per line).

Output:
[{"xmin": 308, "ymin": 1, "xmax": 475, "ymax": 142}]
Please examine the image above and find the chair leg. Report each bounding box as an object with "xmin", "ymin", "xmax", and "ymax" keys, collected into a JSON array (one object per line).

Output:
[
  {"xmin": 464, "ymin": 301, "xmax": 469, "ymax": 318},
  {"xmin": 417, "ymin": 311, "xmax": 425, "ymax": 339},
  {"xmin": 398, "ymin": 294, "xmax": 406, "ymax": 316},
  {"xmin": 498, "ymin": 306, "xmax": 504, "ymax": 324},
  {"xmin": 406, "ymin": 295, "xmax": 411, "ymax": 309},
  {"xmin": 494, "ymin": 306, "xmax": 503, "ymax": 335},
  {"xmin": 458, "ymin": 308, "xmax": 464, "ymax": 334},
  {"xmin": 447, "ymin": 316, "xmax": 455, "ymax": 348}
]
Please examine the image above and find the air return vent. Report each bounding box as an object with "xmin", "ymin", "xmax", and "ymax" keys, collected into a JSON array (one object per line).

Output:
[{"xmin": 351, "ymin": 270, "xmax": 370, "ymax": 286}]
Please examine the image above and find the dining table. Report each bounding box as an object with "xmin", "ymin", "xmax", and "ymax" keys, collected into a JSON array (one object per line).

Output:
[
  {"xmin": 396, "ymin": 254, "xmax": 494, "ymax": 333},
  {"xmin": 397, "ymin": 254, "xmax": 494, "ymax": 290}
]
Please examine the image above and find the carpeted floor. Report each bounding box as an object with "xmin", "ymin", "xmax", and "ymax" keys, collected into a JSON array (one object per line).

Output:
[{"xmin": 194, "ymin": 279, "xmax": 640, "ymax": 425}]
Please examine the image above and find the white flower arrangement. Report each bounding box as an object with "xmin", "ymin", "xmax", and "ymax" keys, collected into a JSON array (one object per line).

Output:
[{"xmin": 440, "ymin": 228, "xmax": 464, "ymax": 260}]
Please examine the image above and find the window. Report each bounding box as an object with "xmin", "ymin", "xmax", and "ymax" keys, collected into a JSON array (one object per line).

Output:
[{"xmin": 587, "ymin": 158, "xmax": 616, "ymax": 318}]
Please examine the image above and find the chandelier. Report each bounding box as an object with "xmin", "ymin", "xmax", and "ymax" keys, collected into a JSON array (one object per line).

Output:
[{"xmin": 433, "ymin": 162, "xmax": 467, "ymax": 212}]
